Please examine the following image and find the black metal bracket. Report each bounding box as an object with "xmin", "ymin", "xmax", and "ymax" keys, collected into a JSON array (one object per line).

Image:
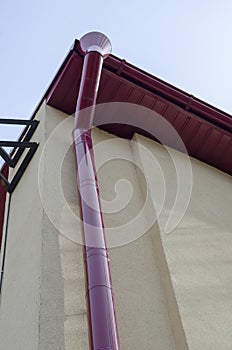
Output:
[{"xmin": 0, "ymin": 119, "xmax": 39, "ymax": 193}]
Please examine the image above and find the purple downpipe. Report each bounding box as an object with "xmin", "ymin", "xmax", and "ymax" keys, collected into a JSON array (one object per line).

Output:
[{"xmin": 73, "ymin": 32, "xmax": 120, "ymax": 350}]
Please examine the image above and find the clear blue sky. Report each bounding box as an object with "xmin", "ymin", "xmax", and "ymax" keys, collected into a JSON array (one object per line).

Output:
[{"xmin": 0, "ymin": 0, "xmax": 232, "ymax": 142}]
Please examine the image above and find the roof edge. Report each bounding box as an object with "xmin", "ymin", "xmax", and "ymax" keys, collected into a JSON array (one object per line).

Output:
[
  {"xmin": 28, "ymin": 38, "xmax": 232, "ymax": 135},
  {"xmin": 102, "ymin": 54, "xmax": 232, "ymax": 133}
]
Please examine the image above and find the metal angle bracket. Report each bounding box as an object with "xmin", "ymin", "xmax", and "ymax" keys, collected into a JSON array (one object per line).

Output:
[{"xmin": 0, "ymin": 119, "xmax": 39, "ymax": 193}]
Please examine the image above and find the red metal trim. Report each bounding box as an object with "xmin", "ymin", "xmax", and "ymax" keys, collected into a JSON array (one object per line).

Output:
[
  {"xmin": 44, "ymin": 41, "xmax": 232, "ymax": 176},
  {"xmin": 46, "ymin": 38, "xmax": 232, "ymax": 134},
  {"xmin": 73, "ymin": 32, "xmax": 120, "ymax": 350},
  {"xmin": 104, "ymin": 55, "xmax": 232, "ymax": 133},
  {"xmin": 0, "ymin": 164, "xmax": 9, "ymax": 249},
  {"xmin": 46, "ymin": 54, "xmax": 75, "ymax": 103}
]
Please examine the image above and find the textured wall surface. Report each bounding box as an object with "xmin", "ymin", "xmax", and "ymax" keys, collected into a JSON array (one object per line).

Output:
[
  {"xmin": 134, "ymin": 133, "xmax": 232, "ymax": 350},
  {"xmin": 0, "ymin": 103, "xmax": 231, "ymax": 349}
]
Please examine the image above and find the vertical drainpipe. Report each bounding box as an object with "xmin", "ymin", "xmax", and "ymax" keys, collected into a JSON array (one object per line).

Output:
[{"xmin": 73, "ymin": 32, "xmax": 120, "ymax": 350}]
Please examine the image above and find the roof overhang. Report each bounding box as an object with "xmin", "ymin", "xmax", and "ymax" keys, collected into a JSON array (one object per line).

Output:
[{"xmin": 46, "ymin": 39, "xmax": 232, "ymax": 176}]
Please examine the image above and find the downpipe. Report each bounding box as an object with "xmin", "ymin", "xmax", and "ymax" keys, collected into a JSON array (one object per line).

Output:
[{"xmin": 73, "ymin": 32, "xmax": 120, "ymax": 350}]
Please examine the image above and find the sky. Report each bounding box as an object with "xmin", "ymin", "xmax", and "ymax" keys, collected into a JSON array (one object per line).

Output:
[{"xmin": 0, "ymin": 0, "xmax": 232, "ymax": 143}]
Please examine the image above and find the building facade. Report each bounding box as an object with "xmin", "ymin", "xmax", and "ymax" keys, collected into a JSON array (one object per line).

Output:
[{"xmin": 0, "ymin": 32, "xmax": 232, "ymax": 350}]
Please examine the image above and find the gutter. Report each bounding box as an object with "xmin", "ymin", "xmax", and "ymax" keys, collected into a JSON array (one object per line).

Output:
[
  {"xmin": 103, "ymin": 55, "xmax": 232, "ymax": 133},
  {"xmin": 73, "ymin": 32, "xmax": 120, "ymax": 350},
  {"xmin": 45, "ymin": 39, "xmax": 232, "ymax": 134}
]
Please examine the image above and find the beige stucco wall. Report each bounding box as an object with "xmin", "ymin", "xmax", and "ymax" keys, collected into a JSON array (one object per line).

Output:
[
  {"xmin": 0, "ymin": 103, "xmax": 231, "ymax": 349},
  {"xmin": 134, "ymin": 134, "xmax": 232, "ymax": 350},
  {"xmin": 0, "ymin": 104, "xmax": 88, "ymax": 350}
]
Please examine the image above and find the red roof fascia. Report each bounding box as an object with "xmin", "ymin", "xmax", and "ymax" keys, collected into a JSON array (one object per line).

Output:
[
  {"xmin": 45, "ymin": 40, "xmax": 232, "ymax": 176},
  {"xmin": 104, "ymin": 55, "xmax": 232, "ymax": 134},
  {"xmin": 46, "ymin": 39, "xmax": 232, "ymax": 133}
]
